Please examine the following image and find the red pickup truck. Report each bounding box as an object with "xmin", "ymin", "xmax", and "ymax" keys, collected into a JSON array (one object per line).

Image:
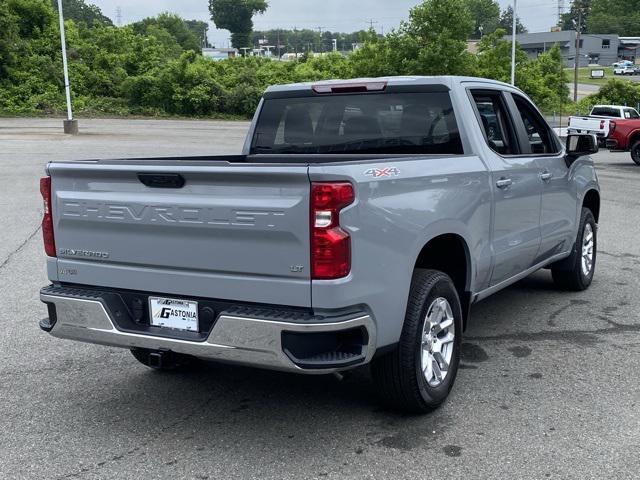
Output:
[
  {"xmin": 606, "ymin": 118, "xmax": 640, "ymax": 165},
  {"xmin": 570, "ymin": 105, "xmax": 640, "ymax": 165}
]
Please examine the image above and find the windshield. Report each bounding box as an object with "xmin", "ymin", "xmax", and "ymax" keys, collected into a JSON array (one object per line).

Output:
[{"xmin": 251, "ymin": 92, "xmax": 463, "ymax": 155}]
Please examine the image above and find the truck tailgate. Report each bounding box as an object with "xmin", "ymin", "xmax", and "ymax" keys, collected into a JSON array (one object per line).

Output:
[
  {"xmin": 48, "ymin": 161, "xmax": 311, "ymax": 307},
  {"xmin": 569, "ymin": 116, "xmax": 609, "ymax": 136}
]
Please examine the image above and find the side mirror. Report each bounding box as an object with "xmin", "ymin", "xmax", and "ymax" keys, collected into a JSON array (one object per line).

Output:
[{"xmin": 565, "ymin": 134, "xmax": 598, "ymax": 166}]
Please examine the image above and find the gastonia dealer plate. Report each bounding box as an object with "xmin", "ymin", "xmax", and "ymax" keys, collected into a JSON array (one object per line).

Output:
[{"xmin": 149, "ymin": 297, "xmax": 199, "ymax": 332}]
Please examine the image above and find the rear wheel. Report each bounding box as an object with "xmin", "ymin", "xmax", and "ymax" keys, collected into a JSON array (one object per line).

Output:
[
  {"xmin": 631, "ymin": 140, "xmax": 640, "ymax": 165},
  {"xmin": 551, "ymin": 208, "xmax": 597, "ymax": 291},
  {"xmin": 371, "ymin": 269, "xmax": 462, "ymax": 413},
  {"xmin": 130, "ymin": 348, "xmax": 197, "ymax": 371}
]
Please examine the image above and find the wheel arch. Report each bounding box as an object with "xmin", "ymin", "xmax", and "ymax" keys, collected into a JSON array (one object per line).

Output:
[
  {"xmin": 413, "ymin": 233, "xmax": 473, "ymax": 330},
  {"xmin": 627, "ymin": 129, "xmax": 640, "ymax": 150},
  {"xmin": 582, "ymin": 189, "xmax": 600, "ymax": 223}
]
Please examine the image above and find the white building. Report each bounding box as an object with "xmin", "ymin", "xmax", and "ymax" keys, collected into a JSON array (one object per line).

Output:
[{"xmin": 202, "ymin": 48, "xmax": 239, "ymax": 61}]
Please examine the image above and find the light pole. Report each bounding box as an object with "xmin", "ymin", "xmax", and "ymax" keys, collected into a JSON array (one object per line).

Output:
[
  {"xmin": 57, "ymin": 0, "xmax": 78, "ymax": 134},
  {"xmin": 510, "ymin": 0, "xmax": 517, "ymax": 86}
]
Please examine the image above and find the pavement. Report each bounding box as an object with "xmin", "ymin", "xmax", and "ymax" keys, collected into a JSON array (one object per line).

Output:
[
  {"xmin": 1, "ymin": 118, "xmax": 639, "ymax": 480},
  {"xmin": 568, "ymin": 82, "xmax": 601, "ymax": 100}
]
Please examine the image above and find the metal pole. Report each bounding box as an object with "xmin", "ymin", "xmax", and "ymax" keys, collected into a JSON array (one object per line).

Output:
[
  {"xmin": 57, "ymin": 0, "xmax": 72, "ymax": 121},
  {"xmin": 510, "ymin": 0, "xmax": 517, "ymax": 86},
  {"xmin": 573, "ymin": 3, "xmax": 582, "ymax": 103}
]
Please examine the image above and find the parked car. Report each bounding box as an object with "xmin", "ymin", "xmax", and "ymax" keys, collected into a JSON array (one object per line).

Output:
[
  {"xmin": 613, "ymin": 65, "xmax": 635, "ymax": 75},
  {"xmin": 38, "ymin": 77, "xmax": 601, "ymax": 412}
]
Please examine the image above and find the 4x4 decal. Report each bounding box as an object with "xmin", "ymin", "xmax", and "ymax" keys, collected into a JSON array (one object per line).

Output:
[{"xmin": 364, "ymin": 167, "xmax": 401, "ymax": 178}]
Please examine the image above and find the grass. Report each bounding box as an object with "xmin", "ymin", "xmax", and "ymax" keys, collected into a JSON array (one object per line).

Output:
[{"xmin": 565, "ymin": 66, "xmax": 638, "ymax": 86}]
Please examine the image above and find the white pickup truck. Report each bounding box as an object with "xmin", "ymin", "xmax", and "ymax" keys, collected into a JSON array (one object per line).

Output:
[{"xmin": 568, "ymin": 105, "xmax": 640, "ymax": 144}]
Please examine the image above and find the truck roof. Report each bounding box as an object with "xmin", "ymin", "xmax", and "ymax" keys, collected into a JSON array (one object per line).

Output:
[
  {"xmin": 592, "ymin": 105, "xmax": 636, "ymax": 109},
  {"xmin": 264, "ymin": 76, "xmax": 520, "ymax": 97}
]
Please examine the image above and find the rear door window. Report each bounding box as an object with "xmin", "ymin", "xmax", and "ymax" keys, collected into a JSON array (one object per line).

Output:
[
  {"xmin": 471, "ymin": 91, "xmax": 517, "ymax": 155},
  {"xmin": 624, "ymin": 108, "xmax": 639, "ymax": 119},
  {"xmin": 251, "ymin": 92, "xmax": 464, "ymax": 155}
]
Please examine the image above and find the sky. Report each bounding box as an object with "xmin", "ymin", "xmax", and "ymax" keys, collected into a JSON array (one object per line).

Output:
[{"xmin": 88, "ymin": 0, "xmax": 564, "ymax": 48}]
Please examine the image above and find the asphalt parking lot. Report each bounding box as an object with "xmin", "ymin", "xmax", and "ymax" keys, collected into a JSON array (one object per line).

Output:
[{"xmin": 1, "ymin": 118, "xmax": 639, "ymax": 480}]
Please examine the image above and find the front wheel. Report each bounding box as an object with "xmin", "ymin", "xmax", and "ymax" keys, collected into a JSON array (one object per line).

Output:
[
  {"xmin": 631, "ymin": 140, "xmax": 640, "ymax": 165},
  {"xmin": 551, "ymin": 208, "xmax": 597, "ymax": 291},
  {"xmin": 371, "ymin": 269, "xmax": 462, "ymax": 413}
]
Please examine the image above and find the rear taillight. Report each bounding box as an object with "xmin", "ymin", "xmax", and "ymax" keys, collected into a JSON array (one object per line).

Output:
[
  {"xmin": 40, "ymin": 176, "xmax": 56, "ymax": 257},
  {"xmin": 310, "ymin": 182, "xmax": 354, "ymax": 280},
  {"xmin": 609, "ymin": 121, "xmax": 616, "ymax": 133}
]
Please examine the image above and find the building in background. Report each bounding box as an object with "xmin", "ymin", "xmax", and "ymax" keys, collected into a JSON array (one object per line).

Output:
[
  {"xmin": 202, "ymin": 47, "xmax": 238, "ymax": 61},
  {"xmin": 619, "ymin": 38, "xmax": 640, "ymax": 63},
  {"xmin": 506, "ymin": 31, "xmax": 620, "ymax": 67}
]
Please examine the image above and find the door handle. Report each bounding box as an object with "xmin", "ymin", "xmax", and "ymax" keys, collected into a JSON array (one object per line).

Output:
[
  {"xmin": 539, "ymin": 171, "xmax": 553, "ymax": 182},
  {"xmin": 137, "ymin": 173, "xmax": 185, "ymax": 188},
  {"xmin": 496, "ymin": 178, "xmax": 512, "ymax": 189}
]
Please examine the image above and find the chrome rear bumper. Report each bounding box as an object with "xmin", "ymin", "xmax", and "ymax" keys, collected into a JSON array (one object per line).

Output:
[{"xmin": 40, "ymin": 287, "xmax": 376, "ymax": 374}]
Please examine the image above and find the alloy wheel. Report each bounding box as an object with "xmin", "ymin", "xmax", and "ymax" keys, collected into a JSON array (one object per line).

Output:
[{"xmin": 420, "ymin": 297, "xmax": 456, "ymax": 387}]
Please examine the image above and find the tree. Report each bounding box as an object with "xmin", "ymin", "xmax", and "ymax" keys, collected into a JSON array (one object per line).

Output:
[
  {"xmin": 476, "ymin": 30, "xmax": 567, "ymax": 111},
  {"xmin": 352, "ymin": 0, "xmax": 476, "ymax": 77},
  {"xmin": 350, "ymin": 30, "xmax": 395, "ymax": 77},
  {"xmin": 559, "ymin": 1, "xmax": 590, "ymax": 32},
  {"xmin": 519, "ymin": 44, "xmax": 569, "ymax": 111},
  {"xmin": 132, "ymin": 13, "xmax": 201, "ymax": 53},
  {"xmin": 208, "ymin": 0, "xmax": 268, "ymax": 49},
  {"xmin": 392, "ymin": 0, "xmax": 476, "ymax": 75},
  {"xmin": 185, "ymin": 20, "xmax": 211, "ymax": 48},
  {"xmin": 498, "ymin": 6, "xmax": 527, "ymax": 34},
  {"xmin": 464, "ymin": 0, "xmax": 501, "ymax": 39},
  {"xmin": 0, "ymin": 1, "xmax": 20, "ymax": 79},
  {"xmin": 476, "ymin": 29, "xmax": 528, "ymax": 82},
  {"xmin": 587, "ymin": 0, "xmax": 640, "ymax": 36},
  {"xmin": 51, "ymin": 0, "xmax": 113, "ymax": 27}
]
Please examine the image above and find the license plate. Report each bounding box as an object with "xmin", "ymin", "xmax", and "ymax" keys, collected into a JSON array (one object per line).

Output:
[{"xmin": 149, "ymin": 297, "xmax": 199, "ymax": 332}]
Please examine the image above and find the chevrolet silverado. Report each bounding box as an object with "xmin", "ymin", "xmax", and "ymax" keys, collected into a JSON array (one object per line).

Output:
[{"xmin": 39, "ymin": 76, "xmax": 601, "ymax": 412}]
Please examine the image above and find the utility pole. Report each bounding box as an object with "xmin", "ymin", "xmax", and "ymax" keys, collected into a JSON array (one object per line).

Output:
[
  {"xmin": 558, "ymin": 0, "xmax": 566, "ymax": 25},
  {"xmin": 277, "ymin": 29, "xmax": 281, "ymax": 59},
  {"xmin": 367, "ymin": 19, "xmax": 378, "ymax": 31},
  {"xmin": 57, "ymin": 0, "xmax": 77, "ymax": 134},
  {"xmin": 573, "ymin": 1, "xmax": 582, "ymax": 102},
  {"xmin": 316, "ymin": 26, "xmax": 325, "ymax": 53},
  {"xmin": 510, "ymin": 0, "xmax": 517, "ymax": 86}
]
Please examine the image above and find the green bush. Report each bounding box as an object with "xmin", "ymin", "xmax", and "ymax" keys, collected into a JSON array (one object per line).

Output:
[
  {"xmin": 587, "ymin": 79, "xmax": 640, "ymax": 107},
  {"xmin": 0, "ymin": 0, "xmax": 572, "ymax": 118}
]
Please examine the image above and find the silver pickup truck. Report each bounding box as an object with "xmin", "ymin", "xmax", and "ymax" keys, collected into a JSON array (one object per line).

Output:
[{"xmin": 39, "ymin": 76, "xmax": 601, "ymax": 412}]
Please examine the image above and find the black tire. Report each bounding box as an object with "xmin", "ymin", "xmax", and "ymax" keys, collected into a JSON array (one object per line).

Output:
[
  {"xmin": 551, "ymin": 208, "xmax": 597, "ymax": 291},
  {"xmin": 631, "ymin": 140, "xmax": 640, "ymax": 165},
  {"xmin": 371, "ymin": 269, "xmax": 463, "ymax": 413},
  {"xmin": 130, "ymin": 348, "xmax": 196, "ymax": 371}
]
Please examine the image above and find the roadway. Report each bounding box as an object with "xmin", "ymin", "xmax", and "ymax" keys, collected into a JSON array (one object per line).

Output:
[{"xmin": 0, "ymin": 118, "xmax": 638, "ymax": 479}]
